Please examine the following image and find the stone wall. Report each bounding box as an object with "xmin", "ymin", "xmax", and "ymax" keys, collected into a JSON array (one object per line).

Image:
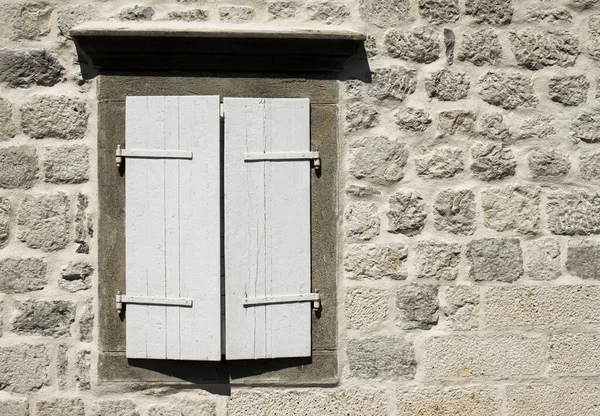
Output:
[{"xmin": 1, "ymin": 0, "xmax": 600, "ymax": 414}]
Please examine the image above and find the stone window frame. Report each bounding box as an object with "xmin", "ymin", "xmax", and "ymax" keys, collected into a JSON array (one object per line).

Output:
[{"xmin": 97, "ymin": 75, "xmax": 339, "ymax": 386}]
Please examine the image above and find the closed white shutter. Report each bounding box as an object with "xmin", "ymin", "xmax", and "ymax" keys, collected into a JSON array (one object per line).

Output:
[
  {"xmin": 125, "ymin": 96, "xmax": 221, "ymax": 360},
  {"xmin": 224, "ymin": 98, "xmax": 312, "ymax": 359}
]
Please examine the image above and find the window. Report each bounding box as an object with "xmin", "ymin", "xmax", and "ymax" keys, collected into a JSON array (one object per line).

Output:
[{"xmin": 97, "ymin": 76, "xmax": 338, "ymax": 386}]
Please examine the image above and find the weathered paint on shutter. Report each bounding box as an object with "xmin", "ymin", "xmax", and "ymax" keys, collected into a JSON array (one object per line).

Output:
[
  {"xmin": 224, "ymin": 98, "xmax": 312, "ymax": 359},
  {"xmin": 125, "ymin": 96, "xmax": 221, "ymax": 360}
]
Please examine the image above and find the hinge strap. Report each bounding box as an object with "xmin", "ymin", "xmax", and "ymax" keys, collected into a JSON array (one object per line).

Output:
[
  {"xmin": 116, "ymin": 292, "xmax": 193, "ymax": 313},
  {"xmin": 243, "ymin": 151, "xmax": 321, "ymax": 169},
  {"xmin": 116, "ymin": 145, "xmax": 193, "ymax": 168},
  {"xmin": 244, "ymin": 293, "xmax": 321, "ymax": 311}
]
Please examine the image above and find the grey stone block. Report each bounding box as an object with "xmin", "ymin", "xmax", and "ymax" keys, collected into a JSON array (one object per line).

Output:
[
  {"xmin": 167, "ymin": 9, "xmax": 208, "ymax": 21},
  {"xmin": 11, "ymin": 299, "xmax": 75, "ymax": 337},
  {"xmin": 385, "ymin": 27, "xmax": 441, "ymax": 64},
  {"xmin": 368, "ymin": 66, "xmax": 417, "ymax": 101},
  {"xmin": 57, "ymin": 5, "xmax": 96, "ymax": 39},
  {"xmin": 77, "ymin": 299, "xmax": 93, "ymax": 342},
  {"xmin": 359, "ymin": 0, "xmax": 410, "ymax": 27},
  {"xmin": 433, "ymin": 189, "xmax": 476, "ymax": 235},
  {"xmin": 418, "ymin": 0, "xmax": 459, "ymax": 23},
  {"xmin": 438, "ymin": 110, "xmax": 476, "ymax": 135},
  {"xmin": 571, "ymin": 112, "xmax": 600, "ymax": 143},
  {"xmin": 528, "ymin": 149, "xmax": 570, "ymax": 177},
  {"xmin": 348, "ymin": 336, "xmax": 416, "ymax": 379},
  {"xmin": 525, "ymin": 238, "xmax": 561, "ymax": 280},
  {"xmin": 549, "ymin": 75, "xmax": 589, "ymax": 106},
  {"xmin": 117, "ymin": 5, "xmax": 154, "ymax": 21},
  {"xmin": 60, "ymin": 261, "xmax": 93, "ymax": 292},
  {"xmin": 458, "ymin": 29, "xmax": 502, "ymax": 66},
  {"xmin": 218, "ymin": 6, "xmax": 255, "ymax": 23},
  {"xmin": 440, "ymin": 286, "xmax": 479, "ymax": 330},
  {"xmin": 481, "ymin": 184, "xmax": 541, "ymax": 234},
  {"xmin": 149, "ymin": 400, "xmax": 217, "ymax": 416},
  {"xmin": 415, "ymin": 240, "xmax": 461, "ymax": 280},
  {"xmin": 396, "ymin": 284, "xmax": 439, "ymax": 330},
  {"xmin": 395, "ymin": 108, "xmax": 431, "ymax": 132},
  {"xmin": 0, "ymin": 198, "xmax": 9, "ymax": 249},
  {"xmin": 76, "ymin": 349, "xmax": 91, "ymax": 390},
  {"xmin": 471, "ymin": 142, "xmax": 516, "ymax": 181},
  {"xmin": 465, "ymin": 0, "xmax": 513, "ymax": 25},
  {"xmin": 0, "ymin": 49, "xmax": 63, "ymax": 88},
  {"xmin": 17, "ymin": 193, "xmax": 70, "ymax": 251},
  {"xmin": 526, "ymin": 6, "xmax": 571, "ymax": 22},
  {"xmin": 581, "ymin": 151, "xmax": 600, "ymax": 180},
  {"xmin": 345, "ymin": 102, "xmax": 379, "ymax": 131},
  {"xmin": 478, "ymin": 72, "xmax": 537, "ymax": 109},
  {"xmin": 0, "ymin": 97, "xmax": 15, "ymax": 140},
  {"xmin": 0, "ymin": 344, "xmax": 48, "ymax": 393},
  {"xmin": 0, "ymin": 146, "xmax": 38, "ymax": 189},
  {"xmin": 415, "ymin": 147, "xmax": 465, "ymax": 179},
  {"xmin": 547, "ymin": 191, "xmax": 600, "ymax": 235},
  {"xmin": 44, "ymin": 144, "xmax": 90, "ymax": 184},
  {"xmin": 467, "ymin": 238, "xmax": 523, "ymax": 282},
  {"xmin": 387, "ymin": 191, "xmax": 426, "ymax": 236},
  {"xmin": 566, "ymin": 240, "xmax": 600, "ymax": 279},
  {"xmin": 268, "ymin": 2, "xmax": 297, "ymax": 19},
  {"xmin": 349, "ymin": 136, "xmax": 407, "ymax": 183},
  {"xmin": 344, "ymin": 202, "xmax": 380, "ymax": 241},
  {"xmin": 307, "ymin": 1, "xmax": 350, "ymax": 25},
  {"xmin": 21, "ymin": 95, "xmax": 88, "ymax": 140},
  {"xmin": 478, "ymin": 113, "xmax": 511, "ymax": 142},
  {"xmin": 344, "ymin": 243, "xmax": 408, "ymax": 280},
  {"xmin": 0, "ymin": 257, "xmax": 47, "ymax": 293},
  {"xmin": 0, "ymin": 2, "xmax": 52, "ymax": 41},
  {"xmin": 345, "ymin": 287, "xmax": 388, "ymax": 330},
  {"xmin": 425, "ymin": 70, "xmax": 470, "ymax": 101},
  {"xmin": 518, "ymin": 115, "xmax": 555, "ymax": 140},
  {"xmin": 509, "ymin": 30, "xmax": 579, "ymax": 70},
  {"xmin": 36, "ymin": 398, "xmax": 84, "ymax": 416},
  {"xmin": 0, "ymin": 400, "xmax": 28, "ymax": 416}
]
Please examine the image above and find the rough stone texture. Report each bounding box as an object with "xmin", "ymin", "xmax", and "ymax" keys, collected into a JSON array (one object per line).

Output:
[
  {"xmin": 546, "ymin": 191, "xmax": 600, "ymax": 235},
  {"xmin": 425, "ymin": 70, "xmax": 470, "ymax": 101},
  {"xmin": 465, "ymin": 0, "xmax": 513, "ymax": 25},
  {"xmin": 0, "ymin": 97, "xmax": 15, "ymax": 140},
  {"xmin": 218, "ymin": 6, "xmax": 255, "ymax": 23},
  {"xmin": 418, "ymin": 0, "xmax": 459, "ymax": 24},
  {"xmin": 478, "ymin": 72, "xmax": 537, "ymax": 110},
  {"xmin": 307, "ymin": 1, "xmax": 349, "ymax": 25},
  {"xmin": 387, "ymin": 191, "xmax": 426, "ymax": 236},
  {"xmin": 59, "ymin": 261, "xmax": 93, "ymax": 292},
  {"xmin": 0, "ymin": 146, "xmax": 38, "ymax": 189},
  {"xmin": 433, "ymin": 189, "xmax": 477, "ymax": 235},
  {"xmin": 467, "ymin": 238, "xmax": 523, "ymax": 282},
  {"xmin": 0, "ymin": 344, "xmax": 48, "ymax": 393},
  {"xmin": 359, "ymin": 0, "xmax": 410, "ymax": 27},
  {"xmin": 21, "ymin": 95, "xmax": 88, "ymax": 140},
  {"xmin": 425, "ymin": 335, "xmax": 543, "ymax": 379},
  {"xmin": 509, "ymin": 30, "xmax": 579, "ymax": 70},
  {"xmin": 345, "ymin": 102, "xmax": 379, "ymax": 131},
  {"xmin": 36, "ymin": 398, "xmax": 84, "ymax": 416},
  {"xmin": 395, "ymin": 108, "xmax": 431, "ymax": 131},
  {"xmin": 526, "ymin": 6, "xmax": 571, "ymax": 22},
  {"xmin": 438, "ymin": 110, "xmax": 476, "ymax": 135},
  {"xmin": 506, "ymin": 383, "xmax": 600, "ymax": 416},
  {"xmin": 364, "ymin": 35, "xmax": 377, "ymax": 57},
  {"xmin": 228, "ymin": 388, "xmax": 388, "ymax": 416},
  {"xmin": 0, "ymin": 257, "xmax": 47, "ymax": 293},
  {"xmin": 591, "ymin": 13, "xmax": 600, "ymax": 35},
  {"xmin": 481, "ymin": 185, "xmax": 541, "ymax": 234},
  {"xmin": 0, "ymin": 198, "xmax": 8, "ymax": 249},
  {"xmin": 478, "ymin": 113, "xmax": 511, "ymax": 142},
  {"xmin": 528, "ymin": 149, "xmax": 570, "ymax": 177},
  {"xmin": 525, "ymin": 238, "xmax": 561, "ymax": 281},
  {"xmin": 0, "ymin": 49, "xmax": 63, "ymax": 88},
  {"xmin": 549, "ymin": 75, "xmax": 589, "ymax": 106},
  {"xmin": 385, "ymin": 28, "xmax": 441, "ymax": 64},
  {"xmin": 518, "ymin": 115, "xmax": 555, "ymax": 140},
  {"xmin": 415, "ymin": 147, "xmax": 464, "ymax": 179},
  {"xmin": 0, "ymin": 400, "xmax": 28, "ymax": 416},
  {"xmin": 345, "ymin": 287, "xmax": 387, "ymax": 330},
  {"xmin": 344, "ymin": 244, "xmax": 408, "ymax": 280},
  {"xmin": 149, "ymin": 399, "xmax": 217, "ymax": 416},
  {"xmin": 57, "ymin": 5, "xmax": 96, "ymax": 39},
  {"xmin": 549, "ymin": 332, "xmax": 600, "ymax": 375},
  {"xmin": 75, "ymin": 349, "xmax": 90, "ymax": 390},
  {"xmin": 458, "ymin": 29, "xmax": 502, "ymax": 66},
  {"xmin": 74, "ymin": 193, "xmax": 93, "ymax": 254},
  {"xmin": 77, "ymin": 299, "xmax": 93, "ymax": 342},
  {"xmin": 0, "ymin": 2, "xmax": 52, "ymax": 41},
  {"xmin": 348, "ymin": 336, "xmax": 416, "ymax": 379},
  {"xmin": 484, "ymin": 285, "xmax": 600, "ymax": 328},
  {"xmin": 440, "ymin": 286, "xmax": 480, "ymax": 330},
  {"xmin": 344, "ymin": 202, "xmax": 380, "ymax": 241},
  {"xmin": 44, "ymin": 144, "xmax": 89, "ymax": 184},
  {"xmin": 167, "ymin": 9, "xmax": 209, "ymax": 21},
  {"xmin": 444, "ymin": 28, "xmax": 455, "ymax": 64},
  {"xmin": 397, "ymin": 386, "xmax": 501, "ymax": 416},
  {"xmin": 396, "ymin": 285, "xmax": 439, "ymax": 329},
  {"xmin": 11, "ymin": 300, "xmax": 75, "ymax": 337},
  {"xmin": 345, "ymin": 184, "xmax": 381, "ymax": 198},
  {"xmin": 17, "ymin": 193, "xmax": 70, "ymax": 251},
  {"xmin": 90, "ymin": 400, "xmax": 138, "ymax": 416},
  {"xmin": 117, "ymin": 5, "xmax": 155, "ymax": 21},
  {"xmin": 580, "ymin": 151, "xmax": 600, "ymax": 180},
  {"xmin": 570, "ymin": 112, "xmax": 600, "ymax": 143},
  {"xmin": 57, "ymin": 344, "xmax": 67, "ymax": 390},
  {"xmin": 369, "ymin": 66, "xmax": 417, "ymax": 101},
  {"xmin": 471, "ymin": 142, "xmax": 516, "ymax": 181},
  {"xmin": 350, "ymin": 136, "xmax": 408, "ymax": 183},
  {"xmin": 415, "ymin": 240, "xmax": 461, "ymax": 280},
  {"xmin": 268, "ymin": 2, "xmax": 297, "ymax": 19},
  {"xmin": 566, "ymin": 240, "xmax": 600, "ymax": 279},
  {"xmin": 571, "ymin": 0, "xmax": 600, "ymax": 9}
]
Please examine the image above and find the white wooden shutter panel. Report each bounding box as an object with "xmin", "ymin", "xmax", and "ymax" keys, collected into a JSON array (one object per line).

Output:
[
  {"xmin": 224, "ymin": 98, "xmax": 312, "ymax": 359},
  {"xmin": 125, "ymin": 96, "xmax": 221, "ymax": 360}
]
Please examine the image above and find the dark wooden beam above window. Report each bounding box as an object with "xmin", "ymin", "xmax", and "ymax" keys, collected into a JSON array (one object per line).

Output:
[{"xmin": 71, "ymin": 23, "xmax": 366, "ymax": 74}]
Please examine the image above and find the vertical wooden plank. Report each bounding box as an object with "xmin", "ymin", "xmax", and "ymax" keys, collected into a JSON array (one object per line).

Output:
[
  {"xmin": 224, "ymin": 98, "xmax": 311, "ymax": 359},
  {"xmin": 178, "ymin": 96, "xmax": 222, "ymax": 361},
  {"xmin": 125, "ymin": 96, "xmax": 221, "ymax": 360}
]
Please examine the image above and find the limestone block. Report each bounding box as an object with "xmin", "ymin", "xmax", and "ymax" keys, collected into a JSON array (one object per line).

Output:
[
  {"xmin": 415, "ymin": 147, "xmax": 465, "ymax": 178},
  {"xmin": 478, "ymin": 72, "xmax": 537, "ymax": 109},
  {"xmin": 440, "ymin": 286, "xmax": 479, "ymax": 330},
  {"xmin": 395, "ymin": 108, "xmax": 431, "ymax": 132},
  {"xmin": 0, "ymin": 198, "xmax": 9, "ymax": 249},
  {"xmin": 385, "ymin": 27, "xmax": 441, "ymax": 64},
  {"xmin": 348, "ymin": 336, "xmax": 416, "ymax": 379},
  {"xmin": 525, "ymin": 238, "xmax": 561, "ymax": 280},
  {"xmin": 387, "ymin": 191, "xmax": 426, "ymax": 236},
  {"xmin": 44, "ymin": 144, "xmax": 90, "ymax": 184},
  {"xmin": 546, "ymin": 191, "xmax": 600, "ymax": 235},
  {"xmin": 57, "ymin": 5, "xmax": 96, "ymax": 39},
  {"xmin": 481, "ymin": 184, "xmax": 541, "ymax": 234},
  {"xmin": 397, "ymin": 386, "xmax": 501, "ymax": 415},
  {"xmin": 148, "ymin": 399, "xmax": 217, "ymax": 416},
  {"xmin": 526, "ymin": 6, "xmax": 571, "ymax": 22},
  {"xmin": 465, "ymin": 0, "xmax": 513, "ymax": 25},
  {"xmin": 344, "ymin": 243, "xmax": 408, "ymax": 280},
  {"xmin": 433, "ymin": 189, "xmax": 476, "ymax": 235},
  {"xmin": 0, "ymin": 97, "xmax": 15, "ymax": 140},
  {"xmin": 415, "ymin": 240, "xmax": 461, "ymax": 280},
  {"xmin": 549, "ymin": 75, "xmax": 589, "ymax": 106},
  {"xmin": 21, "ymin": 95, "xmax": 88, "ymax": 140},
  {"xmin": 466, "ymin": 238, "xmax": 523, "ymax": 282},
  {"xmin": 345, "ymin": 287, "xmax": 387, "ymax": 329},
  {"xmin": 0, "ymin": 257, "xmax": 47, "ymax": 293},
  {"xmin": 425, "ymin": 70, "xmax": 470, "ymax": 101},
  {"xmin": 580, "ymin": 151, "xmax": 600, "ymax": 180},
  {"xmin": 458, "ymin": 29, "xmax": 502, "ymax": 66},
  {"xmin": 0, "ymin": 344, "xmax": 48, "ymax": 393},
  {"xmin": 0, "ymin": 2, "xmax": 52, "ymax": 41},
  {"xmin": 528, "ymin": 149, "xmax": 570, "ymax": 177},
  {"xmin": 17, "ymin": 193, "xmax": 70, "ymax": 251},
  {"xmin": 471, "ymin": 142, "xmax": 516, "ymax": 181},
  {"xmin": 344, "ymin": 202, "xmax": 380, "ymax": 241},
  {"xmin": 0, "ymin": 400, "xmax": 28, "ymax": 416},
  {"xmin": 0, "ymin": 146, "xmax": 38, "ymax": 189},
  {"xmin": 368, "ymin": 66, "xmax": 417, "ymax": 101},
  {"xmin": 90, "ymin": 400, "xmax": 138, "ymax": 416},
  {"xmin": 396, "ymin": 284, "xmax": 439, "ymax": 329},
  {"xmin": 36, "ymin": 398, "xmax": 84, "ymax": 416},
  {"xmin": 506, "ymin": 383, "xmax": 600, "ymax": 415},
  {"xmin": 509, "ymin": 30, "xmax": 579, "ymax": 70},
  {"xmin": 549, "ymin": 332, "xmax": 600, "ymax": 375}
]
